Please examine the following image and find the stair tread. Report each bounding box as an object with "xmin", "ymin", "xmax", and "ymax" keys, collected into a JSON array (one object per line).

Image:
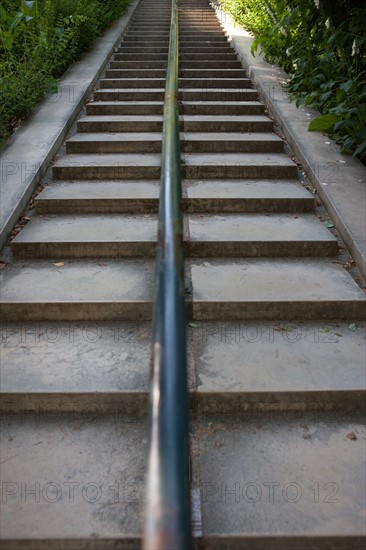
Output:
[
  {"xmin": 183, "ymin": 153, "xmax": 295, "ymax": 166},
  {"xmin": 191, "ymin": 259, "xmax": 366, "ymax": 305},
  {"xmin": 68, "ymin": 132, "xmax": 281, "ymax": 143},
  {"xmin": 194, "ymin": 321, "xmax": 366, "ymax": 394},
  {"xmin": 54, "ymin": 153, "xmax": 161, "ymax": 167},
  {"xmin": 1, "ymin": 321, "xmax": 151, "ymax": 396},
  {"xmin": 12, "ymin": 214, "xmax": 334, "ymax": 245},
  {"xmin": 0, "ymin": 417, "xmax": 146, "ymax": 540},
  {"xmin": 36, "ymin": 179, "xmax": 311, "ymax": 203},
  {"xmin": 0, "ymin": 260, "xmax": 154, "ymax": 303},
  {"xmin": 192, "ymin": 414, "xmax": 366, "ymax": 538}
]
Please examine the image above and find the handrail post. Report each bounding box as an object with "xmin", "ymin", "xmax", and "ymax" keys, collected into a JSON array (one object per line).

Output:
[{"xmin": 142, "ymin": 0, "xmax": 192, "ymax": 549}]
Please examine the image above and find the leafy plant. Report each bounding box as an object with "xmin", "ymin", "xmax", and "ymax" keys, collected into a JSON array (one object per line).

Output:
[
  {"xmin": 0, "ymin": 0, "xmax": 130, "ymax": 146},
  {"xmin": 218, "ymin": 0, "xmax": 366, "ymax": 163}
]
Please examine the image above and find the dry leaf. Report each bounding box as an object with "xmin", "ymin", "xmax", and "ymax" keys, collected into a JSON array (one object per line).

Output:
[
  {"xmin": 53, "ymin": 262, "xmax": 65, "ymax": 267},
  {"xmin": 346, "ymin": 431, "xmax": 357, "ymax": 440}
]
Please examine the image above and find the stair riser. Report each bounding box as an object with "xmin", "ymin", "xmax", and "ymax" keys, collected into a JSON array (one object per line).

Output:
[
  {"xmin": 182, "ymin": 104, "xmax": 264, "ymax": 115},
  {"xmin": 184, "ymin": 165, "xmax": 298, "ymax": 179},
  {"xmin": 53, "ymin": 164, "xmax": 296, "ymax": 180},
  {"xmin": 12, "ymin": 242, "xmax": 157, "ymax": 260},
  {"xmin": 5, "ymin": 390, "xmax": 363, "ymax": 415},
  {"xmin": 0, "ymin": 304, "xmax": 153, "ymax": 322},
  {"xmin": 86, "ymin": 103, "xmax": 164, "ymax": 115},
  {"xmin": 11, "ymin": 241, "xmax": 338, "ymax": 261},
  {"xmin": 109, "ymin": 61, "xmax": 242, "ymax": 69},
  {"xmin": 53, "ymin": 165, "xmax": 160, "ymax": 180},
  {"xmin": 36, "ymin": 199, "xmax": 160, "ymax": 215},
  {"xmin": 100, "ymin": 79, "xmax": 252, "ymax": 89},
  {"xmin": 2, "ymin": 301, "xmax": 364, "ymax": 322},
  {"xmin": 66, "ymin": 140, "xmax": 283, "ymax": 154},
  {"xmin": 105, "ymin": 69, "xmax": 245, "ymax": 78},
  {"xmin": 93, "ymin": 90, "xmax": 259, "ymax": 101},
  {"xmin": 35, "ymin": 198, "xmax": 314, "ymax": 216},
  {"xmin": 77, "ymin": 120, "xmax": 272, "ymax": 132},
  {"xmin": 87, "ymin": 103, "xmax": 263, "ymax": 117},
  {"xmin": 193, "ymin": 303, "xmax": 366, "ymax": 321}
]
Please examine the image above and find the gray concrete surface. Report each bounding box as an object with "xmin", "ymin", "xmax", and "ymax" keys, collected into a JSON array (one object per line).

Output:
[
  {"xmin": 191, "ymin": 259, "xmax": 366, "ymax": 320},
  {"xmin": 0, "ymin": 0, "xmax": 140, "ymax": 251},
  {"xmin": 192, "ymin": 414, "xmax": 366, "ymax": 547},
  {"xmin": 214, "ymin": 7, "xmax": 366, "ymax": 282}
]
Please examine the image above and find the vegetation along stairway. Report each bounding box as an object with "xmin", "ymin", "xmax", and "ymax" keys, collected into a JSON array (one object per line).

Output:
[{"xmin": 1, "ymin": 0, "xmax": 365, "ymax": 548}]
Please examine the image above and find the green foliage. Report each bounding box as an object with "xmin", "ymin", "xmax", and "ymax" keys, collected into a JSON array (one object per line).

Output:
[
  {"xmin": 0, "ymin": 0, "xmax": 130, "ymax": 146},
  {"xmin": 219, "ymin": 0, "xmax": 366, "ymax": 162}
]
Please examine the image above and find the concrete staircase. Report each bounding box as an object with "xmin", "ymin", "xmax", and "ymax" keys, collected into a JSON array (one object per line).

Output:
[{"xmin": 1, "ymin": 0, "xmax": 365, "ymax": 548}]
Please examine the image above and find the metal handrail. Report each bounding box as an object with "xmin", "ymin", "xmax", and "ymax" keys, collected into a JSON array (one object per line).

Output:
[{"xmin": 142, "ymin": 0, "xmax": 191, "ymax": 548}]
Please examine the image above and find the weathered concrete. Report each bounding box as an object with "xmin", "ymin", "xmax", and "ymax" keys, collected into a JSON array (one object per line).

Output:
[
  {"xmin": 193, "ymin": 321, "xmax": 366, "ymax": 410},
  {"xmin": 0, "ymin": 259, "xmax": 155, "ymax": 321},
  {"xmin": 192, "ymin": 414, "xmax": 366, "ymax": 547},
  {"xmin": 0, "ymin": 0, "xmax": 140, "ymax": 251},
  {"xmin": 36, "ymin": 181, "xmax": 160, "ymax": 214},
  {"xmin": 0, "ymin": 416, "xmax": 146, "ymax": 547},
  {"xmin": 1, "ymin": 321, "xmax": 151, "ymax": 411},
  {"xmin": 187, "ymin": 213, "xmax": 337, "ymax": 257},
  {"xmin": 214, "ymin": 7, "xmax": 366, "ymax": 282},
  {"xmin": 191, "ymin": 259, "xmax": 366, "ymax": 320}
]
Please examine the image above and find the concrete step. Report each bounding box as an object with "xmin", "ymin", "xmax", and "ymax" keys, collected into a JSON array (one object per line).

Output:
[
  {"xmin": 105, "ymin": 68, "xmax": 246, "ymax": 79},
  {"xmin": 66, "ymin": 132, "xmax": 163, "ymax": 154},
  {"xmin": 77, "ymin": 115, "xmax": 163, "ymax": 132},
  {"xmin": 36, "ymin": 181, "xmax": 161, "ymax": 214},
  {"xmin": 105, "ymin": 68, "xmax": 167, "ymax": 78},
  {"xmin": 178, "ymin": 78, "xmax": 252, "ymax": 89},
  {"xmin": 109, "ymin": 60, "xmax": 242, "ymax": 69},
  {"xmin": 66, "ymin": 132, "xmax": 283, "ymax": 154},
  {"xmin": 195, "ymin": 114, "xmax": 270, "ymax": 132},
  {"xmin": 53, "ymin": 153, "xmax": 161, "ymax": 180},
  {"xmin": 0, "ymin": 320, "xmax": 151, "ymax": 412},
  {"xmin": 93, "ymin": 88, "xmax": 259, "ymax": 102},
  {"xmin": 11, "ymin": 214, "xmax": 335, "ymax": 260},
  {"xmin": 181, "ymin": 102, "xmax": 264, "ymax": 116},
  {"xmin": 182, "ymin": 153, "xmax": 297, "ymax": 179},
  {"xmin": 11, "ymin": 214, "xmax": 158, "ymax": 259},
  {"xmin": 191, "ymin": 259, "xmax": 366, "ymax": 320},
  {"xmin": 193, "ymin": 320, "xmax": 366, "ymax": 411},
  {"xmin": 76, "ymin": 115, "xmax": 272, "ymax": 133},
  {"xmin": 116, "ymin": 47, "xmax": 169, "ymax": 55},
  {"xmin": 0, "ymin": 259, "xmax": 155, "ymax": 321},
  {"xmin": 99, "ymin": 78, "xmax": 252, "ymax": 89},
  {"xmin": 109, "ymin": 61, "xmax": 168, "ymax": 69},
  {"xmin": 53, "ymin": 151, "xmax": 296, "ymax": 180},
  {"xmin": 187, "ymin": 213, "xmax": 338, "ymax": 257},
  {"xmin": 185, "ymin": 180, "xmax": 314, "ymax": 214},
  {"xmin": 86, "ymin": 101, "xmax": 264, "ymax": 116},
  {"xmin": 0, "ymin": 415, "xmax": 146, "ymax": 548},
  {"xmin": 192, "ymin": 413, "xmax": 366, "ymax": 547},
  {"xmin": 35, "ymin": 180, "xmax": 313, "ymax": 215},
  {"xmin": 86, "ymin": 101, "xmax": 164, "ymax": 116}
]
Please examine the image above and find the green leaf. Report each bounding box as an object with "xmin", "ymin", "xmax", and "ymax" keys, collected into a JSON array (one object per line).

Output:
[
  {"xmin": 323, "ymin": 220, "xmax": 334, "ymax": 228},
  {"xmin": 189, "ymin": 322, "xmax": 200, "ymax": 329},
  {"xmin": 46, "ymin": 78, "xmax": 58, "ymax": 94},
  {"xmin": 348, "ymin": 323, "xmax": 357, "ymax": 332},
  {"xmin": 308, "ymin": 114, "xmax": 341, "ymax": 132},
  {"xmin": 353, "ymin": 141, "xmax": 366, "ymax": 157}
]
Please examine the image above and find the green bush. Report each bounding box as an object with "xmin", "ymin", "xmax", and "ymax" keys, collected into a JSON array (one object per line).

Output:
[
  {"xmin": 219, "ymin": 0, "xmax": 366, "ymax": 162},
  {"xmin": 0, "ymin": 0, "xmax": 130, "ymax": 146}
]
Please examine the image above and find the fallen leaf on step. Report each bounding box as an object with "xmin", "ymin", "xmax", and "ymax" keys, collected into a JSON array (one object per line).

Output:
[
  {"xmin": 53, "ymin": 262, "xmax": 65, "ymax": 267},
  {"xmin": 346, "ymin": 431, "xmax": 357, "ymax": 440},
  {"xmin": 323, "ymin": 220, "xmax": 334, "ymax": 228},
  {"xmin": 189, "ymin": 323, "xmax": 200, "ymax": 329},
  {"xmin": 348, "ymin": 323, "xmax": 357, "ymax": 332},
  {"xmin": 0, "ymin": 261, "xmax": 6, "ymax": 269}
]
